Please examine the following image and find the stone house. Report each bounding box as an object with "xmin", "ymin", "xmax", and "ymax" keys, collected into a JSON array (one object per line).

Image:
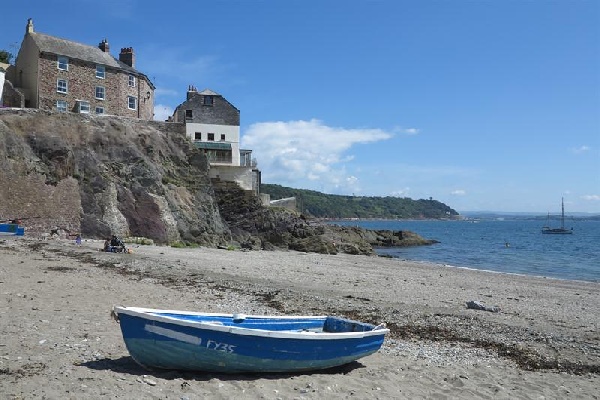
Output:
[
  {"xmin": 0, "ymin": 64, "xmax": 6, "ymax": 104},
  {"xmin": 171, "ymin": 86, "xmax": 260, "ymax": 193},
  {"xmin": 4, "ymin": 19, "xmax": 154, "ymax": 120}
]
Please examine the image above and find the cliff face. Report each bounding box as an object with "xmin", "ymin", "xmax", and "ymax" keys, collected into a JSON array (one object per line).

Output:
[
  {"xmin": 0, "ymin": 109, "xmax": 435, "ymax": 255},
  {"xmin": 0, "ymin": 109, "xmax": 229, "ymax": 245}
]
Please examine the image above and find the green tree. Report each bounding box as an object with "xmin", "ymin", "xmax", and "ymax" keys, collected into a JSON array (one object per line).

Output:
[
  {"xmin": 0, "ymin": 50, "xmax": 14, "ymax": 64},
  {"xmin": 260, "ymin": 183, "xmax": 460, "ymax": 219}
]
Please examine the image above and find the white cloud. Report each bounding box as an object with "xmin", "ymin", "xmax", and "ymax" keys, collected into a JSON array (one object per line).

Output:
[
  {"xmin": 451, "ymin": 189, "xmax": 466, "ymax": 196},
  {"xmin": 153, "ymin": 104, "xmax": 174, "ymax": 121},
  {"xmin": 242, "ymin": 119, "xmax": 392, "ymax": 192},
  {"xmin": 581, "ymin": 194, "xmax": 600, "ymax": 201},
  {"xmin": 570, "ymin": 145, "xmax": 590, "ymax": 154},
  {"xmin": 393, "ymin": 126, "xmax": 420, "ymax": 135},
  {"xmin": 346, "ymin": 176, "xmax": 358, "ymax": 184},
  {"xmin": 391, "ymin": 187, "xmax": 411, "ymax": 197}
]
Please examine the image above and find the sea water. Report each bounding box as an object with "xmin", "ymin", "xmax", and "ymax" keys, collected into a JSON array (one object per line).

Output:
[{"xmin": 328, "ymin": 219, "xmax": 600, "ymax": 282}]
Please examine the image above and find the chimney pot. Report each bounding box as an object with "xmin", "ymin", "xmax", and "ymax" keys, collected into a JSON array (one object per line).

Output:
[
  {"xmin": 26, "ymin": 18, "xmax": 34, "ymax": 34},
  {"xmin": 119, "ymin": 47, "xmax": 135, "ymax": 67},
  {"xmin": 99, "ymin": 39, "xmax": 110, "ymax": 53},
  {"xmin": 186, "ymin": 85, "xmax": 198, "ymax": 101}
]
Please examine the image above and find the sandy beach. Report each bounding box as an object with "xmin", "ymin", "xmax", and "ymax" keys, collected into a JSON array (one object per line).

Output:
[{"xmin": 0, "ymin": 237, "xmax": 598, "ymax": 399}]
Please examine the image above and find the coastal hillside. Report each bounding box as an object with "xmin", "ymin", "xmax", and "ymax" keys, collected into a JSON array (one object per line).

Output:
[
  {"xmin": 0, "ymin": 109, "xmax": 435, "ymax": 254},
  {"xmin": 262, "ymin": 183, "xmax": 459, "ymax": 219}
]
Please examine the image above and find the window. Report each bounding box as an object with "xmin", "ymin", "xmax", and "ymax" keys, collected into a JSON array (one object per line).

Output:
[
  {"xmin": 127, "ymin": 96, "xmax": 137, "ymax": 110},
  {"xmin": 57, "ymin": 56, "xmax": 69, "ymax": 71},
  {"xmin": 77, "ymin": 101, "xmax": 90, "ymax": 114},
  {"xmin": 128, "ymin": 74, "xmax": 136, "ymax": 87},
  {"xmin": 194, "ymin": 132, "xmax": 201, "ymax": 140},
  {"xmin": 208, "ymin": 133, "xmax": 215, "ymax": 141},
  {"xmin": 96, "ymin": 65, "xmax": 105, "ymax": 79},
  {"xmin": 220, "ymin": 134, "xmax": 226, "ymax": 141},
  {"xmin": 185, "ymin": 110, "xmax": 193, "ymax": 119},
  {"xmin": 95, "ymin": 86, "xmax": 105, "ymax": 100},
  {"xmin": 57, "ymin": 79, "xmax": 68, "ymax": 93},
  {"xmin": 56, "ymin": 100, "xmax": 67, "ymax": 112},
  {"xmin": 95, "ymin": 106, "xmax": 105, "ymax": 115},
  {"xmin": 203, "ymin": 95, "xmax": 213, "ymax": 106}
]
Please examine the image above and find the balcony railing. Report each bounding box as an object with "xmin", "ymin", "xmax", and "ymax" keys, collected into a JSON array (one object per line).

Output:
[
  {"xmin": 206, "ymin": 153, "xmax": 233, "ymax": 164},
  {"xmin": 240, "ymin": 158, "xmax": 257, "ymax": 167}
]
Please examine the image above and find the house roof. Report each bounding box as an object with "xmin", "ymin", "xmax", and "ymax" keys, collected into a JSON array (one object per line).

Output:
[
  {"xmin": 197, "ymin": 88, "xmax": 240, "ymax": 111},
  {"xmin": 172, "ymin": 87, "xmax": 240, "ymax": 120},
  {"xmin": 29, "ymin": 32, "xmax": 138, "ymax": 74},
  {"xmin": 198, "ymin": 89, "xmax": 220, "ymax": 96}
]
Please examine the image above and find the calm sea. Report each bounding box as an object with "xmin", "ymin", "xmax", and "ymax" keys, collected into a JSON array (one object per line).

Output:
[{"xmin": 328, "ymin": 219, "xmax": 600, "ymax": 283}]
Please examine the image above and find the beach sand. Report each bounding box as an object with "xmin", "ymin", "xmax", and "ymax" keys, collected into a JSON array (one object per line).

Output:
[{"xmin": 0, "ymin": 237, "xmax": 598, "ymax": 399}]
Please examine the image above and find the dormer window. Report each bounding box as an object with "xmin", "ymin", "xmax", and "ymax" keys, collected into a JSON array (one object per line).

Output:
[
  {"xmin": 57, "ymin": 56, "xmax": 69, "ymax": 71},
  {"xmin": 203, "ymin": 95, "xmax": 213, "ymax": 106}
]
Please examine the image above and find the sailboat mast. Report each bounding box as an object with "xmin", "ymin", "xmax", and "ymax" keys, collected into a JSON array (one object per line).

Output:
[
  {"xmin": 561, "ymin": 197, "xmax": 565, "ymax": 229},
  {"xmin": 541, "ymin": 197, "xmax": 572, "ymax": 234}
]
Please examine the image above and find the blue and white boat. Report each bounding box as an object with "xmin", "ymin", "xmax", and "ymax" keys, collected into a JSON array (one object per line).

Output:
[
  {"xmin": 0, "ymin": 222, "xmax": 25, "ymax": 236},
  {"xmin": 113, "ymin": 306, "xmax": 389, "ymax": 373}
]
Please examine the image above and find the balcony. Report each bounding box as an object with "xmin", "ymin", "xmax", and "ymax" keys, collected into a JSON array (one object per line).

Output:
[
  {"xmin": 194, "ymin": 141, "xmax": 232, "ymax": 151},
  {"xmin": 194, "ymin": 141, "xmax": 232, "ymax": 164}
]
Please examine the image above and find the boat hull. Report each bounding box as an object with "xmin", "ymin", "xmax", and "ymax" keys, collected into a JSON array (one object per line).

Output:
[
  {"xmin": 0, "ymin": 224, "xmax": 24, "ymax": 236},
  {"xmin": 115, "ymin": 307, "xmax": 388, "ymax": 373},
  {"xmin": 541, "ymin": 228, "xmax": 573, "ymax": 234}
]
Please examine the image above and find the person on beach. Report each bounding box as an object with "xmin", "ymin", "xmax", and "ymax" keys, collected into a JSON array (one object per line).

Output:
[
  {"xmin": 110, "ymin": 235, "xmax": 126, "ymax": 253},
  {"xmin": 103, "ymin": 238, "xmax": 111, "ymax": 252}
]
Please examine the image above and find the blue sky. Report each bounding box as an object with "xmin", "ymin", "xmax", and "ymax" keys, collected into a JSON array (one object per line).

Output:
[{"xmin": 3, "ymin": 1, "xmax": 599, "ymax": 213}]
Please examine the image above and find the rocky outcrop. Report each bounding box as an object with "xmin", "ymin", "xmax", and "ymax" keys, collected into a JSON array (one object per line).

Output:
[
  {"xmin": 213, "ymin": 181, "xmax": 436, "ymax": 255},
  {"xmin": 360, "ymin": 229, "xmax": 439, "ymax": 247},
  {"xmin": 0, "ymin": 109, "xmax": 436, "ymax": 255},
  {"xmin": 0, "ymin": 109, "xmax": 228, "ymax": 245}
]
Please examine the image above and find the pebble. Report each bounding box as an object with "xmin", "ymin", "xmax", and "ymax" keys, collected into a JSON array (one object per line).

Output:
[{"xmin": 142, "ymin": 376, "xmax": 157, "ymax": 386}]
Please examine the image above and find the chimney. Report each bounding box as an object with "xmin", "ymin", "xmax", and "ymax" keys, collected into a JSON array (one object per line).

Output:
[
  {"xmin": 26, "ymin": 18, "xmax": 34, "ymax": 34},
  {"xmin": 186, "ymin": 85, "xmax": 198, "ymax": 101},
  {"xmin": 119, "ymin": 47, "xmax": 135, "ymax": 67},
  {"xmin": 99, "ymin": 39, "xmax": 110, "ymax": 53}
]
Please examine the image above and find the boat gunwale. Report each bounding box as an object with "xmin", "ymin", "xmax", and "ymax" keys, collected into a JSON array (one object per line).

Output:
[{"xmin": 114, "ymin": 306, "xmax": 389, "ymax": 340}]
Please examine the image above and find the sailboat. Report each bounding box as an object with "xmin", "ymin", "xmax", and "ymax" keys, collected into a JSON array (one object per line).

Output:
[{"xmin": 541, "ymin": 197, "xmax": 573, "ymax": 234}]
